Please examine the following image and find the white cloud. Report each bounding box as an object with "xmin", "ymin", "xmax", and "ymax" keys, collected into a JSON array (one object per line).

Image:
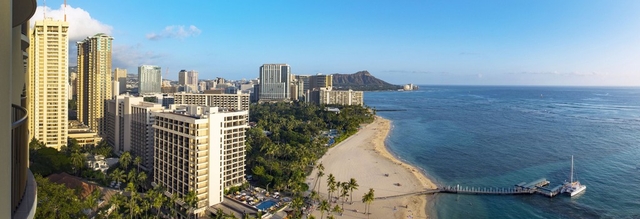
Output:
[
  {"xmin": 31, "ymin": 4, "xmax": 113, "ymax": 41},
  {"xmin": 146, "ymin": 25, "xmax": 201, "ymax": 40},
  {"xmin": 112, "ymin": 44, "xmax": 165, "ymax": 69}
]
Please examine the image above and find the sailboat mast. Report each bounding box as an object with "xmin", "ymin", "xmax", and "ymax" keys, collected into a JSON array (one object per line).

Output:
[{"xmin": 570, "ymin": 155, "xmax": 574, "ymax": 183}]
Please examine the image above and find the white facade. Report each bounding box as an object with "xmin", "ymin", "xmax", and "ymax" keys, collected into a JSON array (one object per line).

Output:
[
  {"xmin": 138, "ymin": 65, "xmax": 162, "ymax": 94},
  {"xmin": 153, "ymin": 105, "xmax": 248, "ymax": 217},
  {"xmin": 173, "ymin": 92, "xmax": 250, "ymax": 111},
  {"xmin": 105, "ymin": 95, "xmax": 164, "ymax": 169}
]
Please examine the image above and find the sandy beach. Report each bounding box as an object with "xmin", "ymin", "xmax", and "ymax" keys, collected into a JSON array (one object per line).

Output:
[{"xmin": 305, "ymin": 116, "xmax": 437, "ymax": 219}]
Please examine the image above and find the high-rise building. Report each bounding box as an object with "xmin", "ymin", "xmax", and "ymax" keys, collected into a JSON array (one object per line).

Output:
[
  {"xmin": 105, "ymin": 95, "xmax": 164, "ymax": 170},
  {"xmin": 259, "ymin": 64, "xmax": 291, "ymax": 101},
  {"xmin": 178, "ymin": 69, "xmax": 199, "ymax": 92},
  {"xmin": 77, "ymin": 33, "xmax": 114, "ymax": 135},
  {"xmin": 309, "ymin": 74, "xmax": 332, "ymax": 90},
  {"xmin": 187, "ymin": 70, "xmax": 198, "ymax": 87},
  {"xmin": 315, "ymin": 88, "xmax": 364, "ymax": 106},
  {"xmin": 114, "ymin": 68, "xmax": 127, "ymax": 95},
  {"xmin": 2, "ymin": 1, "xmax": 39, "ymax": 217},
  {"xmin": 138, "ymin": 65, "xmax": 162, "ymax": 94},
  {"xmin": 173, "ymin": 92, "xmax": 250, "ymax": 111},
  {"xmin": 27, "ymin": 18, "xmax": 69, "ymax": 149},
  {"xmin": 153, "ymin": 105, "xmax": 248, "ymax": 217}
]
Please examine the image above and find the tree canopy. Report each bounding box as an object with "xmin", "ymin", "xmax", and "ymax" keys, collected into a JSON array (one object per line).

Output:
[{"xmin": 246, "ymin": 102, "xmax": 374, "ymax": 193}]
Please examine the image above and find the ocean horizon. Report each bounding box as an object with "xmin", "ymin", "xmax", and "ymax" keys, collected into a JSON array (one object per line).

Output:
[{"xmin": 365, "ymin": 86, "xmax": 640, "ymax": 218}]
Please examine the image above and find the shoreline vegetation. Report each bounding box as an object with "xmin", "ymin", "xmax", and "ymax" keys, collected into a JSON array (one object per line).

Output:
[{"xmin": 307, "ymin": 116, "xmax": 437, "ymax": 219}]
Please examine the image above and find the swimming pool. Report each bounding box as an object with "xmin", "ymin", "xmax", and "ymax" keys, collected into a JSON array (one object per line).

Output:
[{"xmin": 255, "ymin": 200, "xmax": 277, "ymax": 211}]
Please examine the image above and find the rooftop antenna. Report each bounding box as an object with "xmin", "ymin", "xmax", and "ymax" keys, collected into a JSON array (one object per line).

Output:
[
  {"xmin": 43, "ymin": 0, "xmax": 46, "ymax": 18},
  {"xmin": 64, "ymin": 0, "xmax": 67, "ymax": 21}
]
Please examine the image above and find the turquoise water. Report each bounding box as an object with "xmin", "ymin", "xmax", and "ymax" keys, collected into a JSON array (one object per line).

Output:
[
  {"xmin": 365, "ymin": 86, "xmax": 640, "ymax": 219},
  {"xmin": 256, "ymin": 200, "xmax": 278, "ymax": 211}
]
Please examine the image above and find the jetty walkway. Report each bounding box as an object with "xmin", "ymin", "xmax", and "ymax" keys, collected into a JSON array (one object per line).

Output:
[{"xmin": 376, "ymin": 178, "xmax": 565, "ymax": 199}]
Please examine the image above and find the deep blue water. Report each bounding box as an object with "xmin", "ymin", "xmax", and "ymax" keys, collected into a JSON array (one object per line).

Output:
[{"xmin": 365, "ymin": 86, "xmax": 640, "ymax": 219}]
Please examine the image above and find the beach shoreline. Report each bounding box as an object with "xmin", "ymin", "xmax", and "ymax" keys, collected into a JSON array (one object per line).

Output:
[{"xmin": 305, "ymin": 116, "xmax": 437, "ymax": 219}]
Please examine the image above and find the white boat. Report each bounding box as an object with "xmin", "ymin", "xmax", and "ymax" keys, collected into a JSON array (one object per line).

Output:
[{"xmin": 561, "ymin": 155, "xmax": 586, "ymax": 196}]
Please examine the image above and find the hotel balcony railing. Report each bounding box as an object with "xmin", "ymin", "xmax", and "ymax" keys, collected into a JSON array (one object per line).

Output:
[{"xmin": 12, "ymin": 102, "xmax": 36, "ymax": 219}]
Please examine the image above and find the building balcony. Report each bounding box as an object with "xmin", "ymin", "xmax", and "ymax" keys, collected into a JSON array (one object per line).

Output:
[{"xmin": 12, "ymin": 103, "xmax": 36, "ymax": 219}]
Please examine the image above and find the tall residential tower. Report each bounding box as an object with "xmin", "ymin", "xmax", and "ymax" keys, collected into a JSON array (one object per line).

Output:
[
  {"xmin": 27, "ymin": 18, "xmax": 69, "ymax": 149},
  {"xmin": 77, "ymin": 33, "xmax": 114, "ymax": 135}
]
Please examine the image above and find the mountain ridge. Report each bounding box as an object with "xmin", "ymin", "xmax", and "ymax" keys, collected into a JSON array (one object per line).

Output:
[{"xmin": 331, "ymin": 71, "xmax": 400, "ymax": 91}]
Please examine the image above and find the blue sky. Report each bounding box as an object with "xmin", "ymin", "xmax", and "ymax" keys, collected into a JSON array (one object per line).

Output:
[{"xmin": 35, "ymin": 0, "xmax": 640, "ymax": 86}]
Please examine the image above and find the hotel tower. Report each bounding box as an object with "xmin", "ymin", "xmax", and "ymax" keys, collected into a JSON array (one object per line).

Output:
[
  {"xmin": 258, "ymin": 64, "xmax": 291, "ymax": 101},
  {"xmin": 153, "ymin": 105, "xmax": 248, "ymax": 217},
  {"xmin": 27, "ymin": 18, "xmax": 69, "ymax": 149},
  {"xmin": 77, "ymin": 33, "xmax": 114, "ymax": 135}
]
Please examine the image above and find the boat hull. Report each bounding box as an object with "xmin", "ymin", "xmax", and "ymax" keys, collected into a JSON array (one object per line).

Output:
[{"xmin": 569, "ymin": 185, "xmax": 586, "ymax": 196}]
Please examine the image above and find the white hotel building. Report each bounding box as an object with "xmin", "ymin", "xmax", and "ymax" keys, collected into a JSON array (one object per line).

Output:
[{"xmin": 153, "ymin": 105, "xmax": 248, "ymax": 216}]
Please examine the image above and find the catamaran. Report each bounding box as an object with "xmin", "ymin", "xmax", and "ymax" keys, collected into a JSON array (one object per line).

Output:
[{"xmin": 561, "ymin": 155, "xmax": 586, "ymax": 196}]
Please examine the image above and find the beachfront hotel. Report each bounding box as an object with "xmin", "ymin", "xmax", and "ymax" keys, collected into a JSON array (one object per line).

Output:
[
  {"xmin": 26, "ymin": 17, "xmax": 69, "ymax": 149},
  {"xmin": 314, "ymin": 87, "xmax": 364, "ymax": 106},
  {"xmin": 173, "ymin": 92, "xmax": 250, "ymax": 111},
  {"xmin": 77, "ymin": 33, "xmax": 114, "ymax": 135},
  {"xmin": 258, "ymin": 64, "xmax": 291, "ymax": 101},
  {"xmin": 153, "ymin": 105, "xmax": 248, "ymax": 217},
  {"xmin": 105, "ymin": 95, "xmax": 164, "ymax": 171},
  {"xmin": 1, "ymin": 0, "xmax": 39, "ymax": 217}
]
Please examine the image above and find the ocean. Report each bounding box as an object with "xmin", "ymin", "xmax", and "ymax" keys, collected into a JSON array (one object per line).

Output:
[{"xmin": 364, "ymin": 86, "xmax": 640, "ymax": 219}]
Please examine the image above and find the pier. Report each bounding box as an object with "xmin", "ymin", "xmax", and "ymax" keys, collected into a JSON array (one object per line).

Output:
[
  {"xmin": 376, "ymin": 178, "xmax": 565, "ymax": 200},
  {"xmin": 440, "ymin": 178, "xmax": 563, "ymax": 198}
]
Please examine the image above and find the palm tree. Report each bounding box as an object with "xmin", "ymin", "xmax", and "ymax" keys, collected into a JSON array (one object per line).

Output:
[
  {"xmin": 184, "ymin": 190, "xmax": 199, "ymax": 219},
  {"xmin": 120, "ymin": 151, "xmax": 132, "ymax": 170},
  {"xmin": 361, "ymin": 188, "xmax": 375, "ymax": 219},
  {"xmin": 111, "ymin": 168, "xmax": 125, "ymax": 190},
  {"xmin": 326, "ymin": 174, "xmax": 336, "ymax": 200},
  {"xmin": 335, "ymin": 181, "xmax": 342, "ymax": 201},
  {"xmin": 327, "ymin": 215, "xmax": 335, "ymax": 219},
  {"xmin": 70, "ymin": 152, "xmax": 85, "ymax": 176},
  {"xmin": 332, "ymin": 204, "xmax": 343, "ymax": 216},
  {"xmin": 348, "ymin": 178, "xmax": 359, "ymax": 204},
  {"xmin": 316, "ymin": 163, "xmax": 325, "ymax": 194},
  {"xmin": 110, "ymin": 193, "xmax": 124, "ymax": 215},
  {"xmin": 340, "ymin": 182, "xmax": 349, "ymax": 209},
  {"xmin": 310, "ymin": 190, "xmax": 320, "ymax": 205},
  {"xmin": 290, "ymin": 197, "xmax": 304, "ymax": 219},
  {"xmin": 128, "ymin": 193, "xmax": 142, "ymax": 219},
  {"xmin": 137, "ymin": 171, "xmax": 147, "ymax": 190},
  {"xmin": 141, "ymin": 198, "xmax": 151, "ymax": 218},
  {"xmin": 85, "ymin": 189, "xmax": 102, "ymax": 213},
  {"xmin": 319, "ymin": 200, "xmax": 330, "ymax": 219},
  {"xmin": 134, "ymin": 156, "xmax": 142, "ymax": 173},
  {"xmin": 126, "ymin": 182, "xmax": 138, "ymax": 219},
  {"xmin": 169, "ymin": 192, "xmax": 180, "ymax": 218},
  {"xmin": 127, "ymin": 169, "xmax": 137, "ymax": 184},
  {"xmin": 151, "ymin": 189, "xmax": 166, "ymax": 218}
]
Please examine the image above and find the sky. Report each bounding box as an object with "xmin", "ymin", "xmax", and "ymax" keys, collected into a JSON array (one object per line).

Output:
[{"xmin": 32, "ymin": 0, "xmax": 640, "ymax": 86}]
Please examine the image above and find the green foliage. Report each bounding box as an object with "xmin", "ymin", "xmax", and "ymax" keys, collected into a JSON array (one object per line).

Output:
[
  {"xmin": 246, "ymin": 102, "xmax": 374, "ymax": 197},
  {"xmin": 34, "ymin": 174, "xmax": 85, "ymax": 218},
  {"xmin": 143, "ymin": 96, "xmax": 157, "ymax": 103},
  {"xmin": 30, "ymin": 146, "xmax": 72, "ymax": 176}
]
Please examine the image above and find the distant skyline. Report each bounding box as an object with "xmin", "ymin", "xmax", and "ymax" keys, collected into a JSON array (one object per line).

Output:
[{"xmin": 32, "ymin": 0, "xmax": 640, "ymax": 86}]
